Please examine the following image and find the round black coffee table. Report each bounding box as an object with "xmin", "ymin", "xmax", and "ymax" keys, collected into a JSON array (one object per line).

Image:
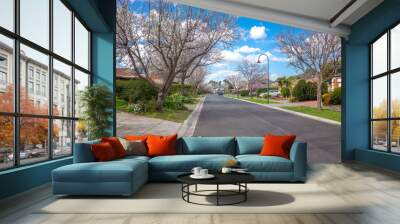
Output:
[{"xmin": 177, "ymin": 173, "xmax": 255, "ymax": 206}]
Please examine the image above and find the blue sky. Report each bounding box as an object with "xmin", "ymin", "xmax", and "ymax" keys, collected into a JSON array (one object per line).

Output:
[
  {"xmin": 127, "ymin": 0, "xmax": 309, "ymax": 82},
  {"xmin": 207, "ymin": 17, "xmax": 305, "ymax": 81}
]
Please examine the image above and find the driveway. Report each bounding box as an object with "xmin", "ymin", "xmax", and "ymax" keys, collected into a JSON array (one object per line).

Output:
[{"xmin": 194, "ymin": 95, "xmax": 341, "ymax": 163}]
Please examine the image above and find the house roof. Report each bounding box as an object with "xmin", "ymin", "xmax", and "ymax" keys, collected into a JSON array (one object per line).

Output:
[
  {"xmin": 171, "ymin": 0, "xmax": 383, "ymax": 37},
  {"xmin": 116, "ymin": 68, "xmax": 140, "ymax": 79}
]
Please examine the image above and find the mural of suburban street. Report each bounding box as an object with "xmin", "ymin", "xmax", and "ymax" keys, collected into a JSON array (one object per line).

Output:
[{"xmin": 114, "ymin": 0, "xmax": 342, "ymax": 164}]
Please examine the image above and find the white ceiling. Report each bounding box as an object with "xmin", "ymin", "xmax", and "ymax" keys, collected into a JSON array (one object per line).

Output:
[{"xmin": 171, "ymin": 0, "xmax": 384, "ymax": 37}]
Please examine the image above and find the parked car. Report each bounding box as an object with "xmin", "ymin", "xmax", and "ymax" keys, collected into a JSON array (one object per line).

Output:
[{"xmin": 269, "ymin": 90, "xmax": 280, "ymax": 97}]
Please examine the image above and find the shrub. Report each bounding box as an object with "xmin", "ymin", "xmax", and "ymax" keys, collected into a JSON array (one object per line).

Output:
[
  {"xmin": 259, "ymin": 92, "xmax": 271, "ymax": 99},
  {"xmin": 280, "ymin": 87, "xmax": 291, "ymax": 98},
  {"xmin": 292, "ymin": 79, "xmax": 317, "ymax": 101},
  {"xmin": 322, "ymin": 93, "xmax": 332, "ymax": 105},
  {"xmin": 331, "ymin": 87, "xmax": 341, "ymax": 105},
  {"xmin": 145, "ymin": 99, "xmax": 158, "ymax": 112},
  {"xmin": 116, "ymin": 79, "xmax": 157, "ymax": 103},
  {"xmin": 239, "ymin": 90, "xmax": 250, "ymax": 97},
  {"xmin": 126, "ymin": 102, "xmax": 145, "ymax": 113},
  {"xmin": 256, "ymin": 88, "xmax": 267, "ymax": 96},
  {"xmin": 170, "ymin": 84, "xmax": 195, "ymax": 97},
  {"xmin": 164, "ymin": 93, "xmax": 187, "ymax": 110}
]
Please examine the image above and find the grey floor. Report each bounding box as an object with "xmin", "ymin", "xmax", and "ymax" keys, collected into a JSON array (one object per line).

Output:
[
  {"xmin": 194, "ymin": 95, "xmax": 341, "ymax": 163},
  {"xmin": 1, "ymin": 163, "xmax": 400, "ymax": 224}
]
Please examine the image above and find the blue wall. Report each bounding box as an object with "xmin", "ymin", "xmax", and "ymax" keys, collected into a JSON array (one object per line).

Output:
[
  {"xmin": 343, "ymin": 0, "xmax": 400, "ymax": 170},
  {"xmin": 0, "ymin": 0, "xmax": 116, "ymax": 200}
]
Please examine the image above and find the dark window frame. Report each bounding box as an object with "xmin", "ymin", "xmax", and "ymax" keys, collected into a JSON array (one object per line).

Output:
[
  {"xmin": 0, "ymin": 0, "xmax": 92, "ymax": 171},
  {"xmin": 370, "ymin": 22, "xmax": 400, "ymax": 153}
]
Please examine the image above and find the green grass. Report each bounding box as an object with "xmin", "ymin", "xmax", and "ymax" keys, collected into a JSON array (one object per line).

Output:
[
  {"xmin": 281, "ymin": 106, "xmax": 341, "ymax": 122},
  {"xmin": 143, "ymin": 109, "xmax": 192, "ymax": 123},
  {"xmin": 116, "ymin": 97, "xmax": 126, "ymax": 110},
  {"xmin": 227, "ymin": 95, "xmax": 280, "ymax": 104},
  {"xmin": 116, "ymin": 96, "xmax": 198, "ymax": 123}
]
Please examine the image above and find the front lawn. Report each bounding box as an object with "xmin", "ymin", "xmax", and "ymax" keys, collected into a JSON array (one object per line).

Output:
[
  {"xmin": 117, "ymin": 97, "xmax": 200, "ymax": 123},
  {"xmin": 143, "ymin": 109, "xmax": 193, "ymax": 123},
  {"xmin": 281, "ymin": 106, "xmax": 341, "ymax": 122},
  {"xmin": 228, "ymin": 95, "xmax": 280, "ymax": 104}
]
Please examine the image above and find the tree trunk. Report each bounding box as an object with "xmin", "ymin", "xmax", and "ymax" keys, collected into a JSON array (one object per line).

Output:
[
  {"xmin": 180, "ymin": 76, "xmax": 186, "ymax": 95},
  {"xmin": 316, "ymin": 75, "xmax": 323, "ymax": 110},
  {"xmin": 156, "ymin": 91, "xmax": 167, "ymax": 111}
]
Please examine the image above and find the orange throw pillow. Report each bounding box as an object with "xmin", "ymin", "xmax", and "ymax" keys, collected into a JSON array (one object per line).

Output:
[
  {"xmin": 91, "ymin": 142, "xmax": 117, "ymax": 162},
  {"xmin": 260, "ymin": 134, "xmax": 296, "ymax": 159},
  {"xmin": 146, "ymin": 134, "xmax": 177, "ymax": 157},
  {"xmin": 101, "ymin": 137, "xmax": 127, "ymax": 158},
  {"xmin": 124, "ymin": 135, "xmax": 148, "ymax": 142}
]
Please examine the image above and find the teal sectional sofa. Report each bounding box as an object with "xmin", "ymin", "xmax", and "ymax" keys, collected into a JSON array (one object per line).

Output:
[{"xmin": 52, "ymin": 137, "xmax": 307, "ymax": 196}]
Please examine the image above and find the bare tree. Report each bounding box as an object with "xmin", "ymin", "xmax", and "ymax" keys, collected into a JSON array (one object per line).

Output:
[
  {"xmin": 187, "ymin": 67, "xmax": 207, "ymax": 95},
  {"xmin": 237, "ymin": 59, "xmax": 264, "ymax": 94},
  {"xmin": 116, "ymin": 0, "xmax": 237, "ymax": 110},
  {"xmin": 225, "ymin": 74, "xmax": 245, "ymax": 94},
  {"xmin": 277, "ymin": 31, "xmax": 341, "ymax": 109}
]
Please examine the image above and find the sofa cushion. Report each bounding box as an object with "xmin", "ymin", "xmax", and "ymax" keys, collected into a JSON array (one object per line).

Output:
[
  {"xmin": 147, "ymin": 134, "xmax": 177, "ymax": 157},
  {"xmin": 101, "ymin": 137, "xmax": 127, "ymax": 158},
  {"xmin": 73, "ymin": 140, "xmax": 100, "ymax": 163},
  {"xmin": 53, "ymin": 158, "xmax": 147, "ymax": 183},
  {"xmin": 236, "ymin": 155, "xmax": 293, "ymax": 172},
  {"xmin": 260, "ymin": 134, "xmax": 296, "ymax": 159},
  {"xmin": 119, "ymin": 138, "xmax": 147, "ymax": 156},
  {"xmin": 91, "ymin": 142, "xmax": 118, "ymax": 162},
  {"xmin": 149, "ymin": 154, "xmax": 235, "ymax": 172},
  {"xmin": 235, "ymin": 137, "xmax": 264, "ymax": 155},
  {"xmin": 179, "ymin": 137, "xmax": 235, "ymax": 155}
]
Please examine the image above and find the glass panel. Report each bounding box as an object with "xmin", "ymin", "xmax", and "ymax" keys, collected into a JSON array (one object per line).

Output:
[
  {"xmin": 74, "ymin": 18, "xmax": 89, "ymax": 70},
  {"xmin": 75, "ymin": 120, "xmax": 88, "ymax": 143},
  {"xmin": 20, "ymin": 44, "xmax": 49, "ymax": 115},
  {"xmin": 372, "ymin": 33, "xmax": 387, "ymax": 76},
  {"xmin": 391, "ymin": 72, "xmax": 400, "ymax": 118},
  {"xmin": 0, "ymin": 0, "xmax": 14, "ymax": 31},
  {"xmin": 0, "ymin": 116, "xmax": 13, "ymax": 170},
  {"xmin": 20, "ymin": 0, "xmax": 49, "ymax": 49},
  {"xmin": 391, "ymin": 120, "xmax": 400, "ymax": 153},
  {"xmin": 53, "ymin": 119, "xmax": 72, "ymax": 157},
  {"xmin": 20, "ymin": 117, "xmax": 49, "ymax": 165},
  {"xmin": 53, "ymin": 0, "xmax": 72, "ymax": 60},
  {"xmin": 372, "ymin": 121, "xmax": 388, "ymax": 151},
  {"xmin": 74, "ymin": 69, "xmax": 89, "ymax": 118},
  {"xmin": 0, "ymin": 35, "xmax": 14, "ymax": 112},
  {"xmin": 392, "ymin": 24, "xmax": 400, "ymax": 70},
  {"xmin": 53, "ymin": 59, "xmax": 72, "ymax": 117},
  {"xmin": 372, "ymin": 76, "xmax": 387, "ymax": 119}
]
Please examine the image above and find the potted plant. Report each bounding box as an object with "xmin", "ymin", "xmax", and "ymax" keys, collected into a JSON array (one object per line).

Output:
[{"xmin": 79, "ymin": 84, "xmax": 113, "ymax": 140}]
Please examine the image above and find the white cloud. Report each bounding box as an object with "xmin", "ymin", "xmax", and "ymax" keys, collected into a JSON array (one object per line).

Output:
[
  {"xmin": 249, "ymin": 26, "xmax": 267, "ymax": 40},
  {"xmin": 212, "ymin": 62, "xmax": 227, "ymax": 68},
  {"xmin": 221, "ymin": 50, "xmax": 243, "ymax": 63},
  {"xmin": 234, "ymin": 45, "xmax": 261, "ymax": 54},
  {"xmin": 207, "ymin": 69, "xmax": 238, "ymax": 81},
  {"xmin": 256, "ymin": 51, "xmax": 289, "ymax": 63}
]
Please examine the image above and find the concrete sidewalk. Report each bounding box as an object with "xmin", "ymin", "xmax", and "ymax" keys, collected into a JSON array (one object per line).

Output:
[{"xmin": 116, "ymin": 97, "xmax": 205, "ymax": 137}]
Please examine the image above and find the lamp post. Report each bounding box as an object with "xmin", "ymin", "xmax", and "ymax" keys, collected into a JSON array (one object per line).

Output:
[{"xmin": 257, "ymin": 53, "xmax": 270, "ymax": 104}]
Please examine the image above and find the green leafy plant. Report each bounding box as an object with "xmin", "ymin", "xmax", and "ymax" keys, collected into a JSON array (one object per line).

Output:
[
  {"xmin": 164, "ymin": 93, "xmax": 187, "ymax": 110},
  {"xmin": 331, "ymin": 87, "xmax": 341, "ymax": 105},
  {"xmin": 280, "ymin": 87, "xmax": 291, "ymax": 98},
  {"xmin": 239, "ymin": 90, "xmax": 250, "ymax": 97},
  {"xmin": 116, "ymin": 79, "xmax": 157, "ymax": 104},
  {"xmin": 80, "ymin": 84, "xmax": 113, "ymax": 140}
]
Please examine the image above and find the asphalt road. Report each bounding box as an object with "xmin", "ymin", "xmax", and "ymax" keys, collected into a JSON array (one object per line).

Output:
[{"xmin": 193, "ymin": 95, "xmax": 341, "ymax": 163}]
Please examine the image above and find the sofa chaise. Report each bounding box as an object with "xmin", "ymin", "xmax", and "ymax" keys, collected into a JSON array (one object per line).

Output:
[{"xmin": 52, "ymin": 137, "xmax": 307, "ymax": 196}]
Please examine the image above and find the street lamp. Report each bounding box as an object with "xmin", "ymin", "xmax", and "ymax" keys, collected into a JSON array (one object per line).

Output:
[{"xmin": 257, "ymin": 53, "xmax": 270, "ymax": 104}]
